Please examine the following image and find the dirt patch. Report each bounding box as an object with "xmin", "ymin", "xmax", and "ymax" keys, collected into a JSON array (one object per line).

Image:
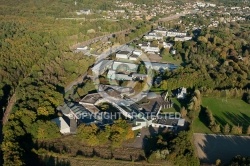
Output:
[{"xmin": 147, "ymin": 53, "xmax": 162, "ymax": 62}]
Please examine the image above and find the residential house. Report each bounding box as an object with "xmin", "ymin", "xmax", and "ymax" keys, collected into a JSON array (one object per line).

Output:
[{"xmin": 177, "ymin": 87, "xmax": 187, "ymax": 99}]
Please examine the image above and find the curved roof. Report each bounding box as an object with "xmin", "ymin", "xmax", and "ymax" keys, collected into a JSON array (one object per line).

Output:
[{"xmin": 147, "ymin": 92, "xmax": 158, "ymax": 99}]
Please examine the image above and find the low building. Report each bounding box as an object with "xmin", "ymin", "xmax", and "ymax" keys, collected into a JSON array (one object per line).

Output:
[
  {"xmin": 107, "ymin": 70, "xmax": 116, "ymax": 80},
  {"xmin": 58, "ymin": 102, "xmax": 95, "ymax": 124},
  {"xmin": 116, "ymin": 50, "xmax": 132, "ymax": 59},
  {"xmin": 154, "ymin": 28, "xmax": 167, "ymax": 36},
  {"xmin": 107, "ymin": 70, "xmax": 133, "ymax": 81},
  {"xmin": 115, "ymin": 73, "xmax": 133, "ymax": 81},
  {"xmin": 140, "ymin": 42, "xmax": 160, "ymax": 53},
  {"xmin": 112, "ymin": 61, "xmax": 138, "ymax": 73},
  {"xmin": 92, "ymin": 60, "xmax": 113, "ymax": 75},
  {"xmin": 163, "ymin": 42, "xmax": 173, "ymax": 48},
  {"xmin": 144, "ymin": 62, "xmax": 178, "ymax": 71},
  {"xmin": 132, "ymin": 73, "xmax": 147, "ymax": 80},
  {"xmin": 177, "ymin": 87, "xmax": 187, "ymax": 99},
  {"xmin": 144, "ymin": 46, "xmax": 160, "ymax": 53},
  {"xmin": 170, "ymin": 49, "xmax": 176, "ymax": 55},
  {"xmin": 133, "ymin": 50, "xmax": 142, "ymax": 56},
  {"xmin": 52, "ymin": 116, "xmax": 77, "ymax": 134},
  {"xmin": 132, "ymin": 116, "xmax": 185, "ymax": 131},
  {"xmin": 129, "ymin": 54, "xmax": 139, "ymax": 61},
  {"xmin": 144, "ymin": 32, "xmax": 163, "ymax": 40},
  {"xmin": 166, "ymin": 30, "xmax": 187, "ymax": 37},
  {"xmin": 76, "ymin": 9, "xmax": 91, "ymax": 15},
  {"xmin": 114, "ymin": 10, "xmax": 125, "ymax": 13},
  {"xmin": 174, "ymin": 36, "xmax": 192, "ymax": 41},
  {"xmin": 76, "ymin": 46, "xmax": 88, "ymax": 51}
]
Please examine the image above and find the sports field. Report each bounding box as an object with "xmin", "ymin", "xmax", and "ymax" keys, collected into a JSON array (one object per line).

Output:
[{"xmin": 193, "ymin": 97, "xmax": 250, "ymax": 133}]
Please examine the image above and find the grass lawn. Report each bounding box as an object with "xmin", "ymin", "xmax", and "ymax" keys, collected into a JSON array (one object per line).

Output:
[
  {"xmin": 161, "ymin": 98, "xmax": 182, "ymax": 113},
  {"xmin": 161, "ymin": 53, "xmax": 182, "ymax": 65},
  {"xmin": 193, "ymin": 118, "xmax": 213, "ymax": 134},
  {"xmin": 193, "ymin": 97, "xmax": 250, "ymax": 133}
]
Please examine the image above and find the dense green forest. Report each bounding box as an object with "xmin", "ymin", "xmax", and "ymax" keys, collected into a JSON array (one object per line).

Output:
[
  {"xmin": 0, "ymin": 0, "xmax": 149, "ymax": 165},
  {"xmin": 159, "ymin": 23, "xmax": 250, "ymax": 91}
]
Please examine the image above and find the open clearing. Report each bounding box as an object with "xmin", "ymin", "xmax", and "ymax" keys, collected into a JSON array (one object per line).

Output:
[
  {"xmin": 194, "ymin": 133, "xmax": 250, "ymax": 165},
  {"xmin": 193, "ymin": 97, "xmax": 250, "ymax": 133}
]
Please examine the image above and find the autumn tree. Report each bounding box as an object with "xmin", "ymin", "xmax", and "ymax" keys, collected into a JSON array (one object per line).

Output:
[
  {"xmin": 231, "ymin": 126, "xmax": 243, "ymax": 135},
  {"xmin": 247, "ymin": 125, "xmax": 250, "ymax": 135},
  {"xmin": 180, "ymin": 107, "xmax": 187, "ymax": 118},
  {"xmin": 223, "ymin": 124, "xmax": 230, "ymax": 134},
  {"xmin": 211, "ymin": 123, "xmax": 221, "ymax": 133},
  {"xmin": 77, "ymin": 124, "xmax": 99, "ymax": 145}
]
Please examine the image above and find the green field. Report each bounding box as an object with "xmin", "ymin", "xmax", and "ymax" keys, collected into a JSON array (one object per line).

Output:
[
  {"xmin": 161, "ymin": 53, "xmax": 182, "ymax": 65},
  {"xmin": 193, "ymin": 97, "xmax": 250, "ymax": 133}
]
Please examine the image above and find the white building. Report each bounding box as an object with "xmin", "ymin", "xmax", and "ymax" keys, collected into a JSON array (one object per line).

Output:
[
  {"xmin": 144, "ymin": 46, "xmax": 160, "ymax": 53},
  {"xmin": 133, "ymin": 50, "xmax": 142, "ymax": 56},
  {"xmin": 167, "ymin": 31, "xmax": 187, "ymax": 37},
  {"xmin": 114, "ymin": 10, "xmax": 125, "ymax": 13},
  {"xmin": 76, "ymin": 9, "xmax": 91, "ymax": 15},
  {"xmin": 174, "ymin": 36, "xmax": 192, "ymax": 42},
  {"xmin": 171, "ymin": 49, "xmax": 176, "ymax": 55},
  {"xmin": 52, "ymin": 117, "xmax": 72, "ymax": 134},
  {"xmin": 196, "ymin": 2, "xmax": 206, "ymax": 7},
  {"xmin": 163, "ymin": 42, "xmax": 173, "ymax": 48},
  {"xmin": 154, "ymin": 29, "xmax": 167, "ymax": 36},
  {"xmin": 177, "ymin": 87, "xmax": 187, "ymax": 99},
  {"xmin": 140, "ymin": 43, "xmax": 160, "ymax": 53},
  {"xmin": 132, "ymin": 117, "xmax": 185, "ymax": 131},
  {"xmin": 144, "ymin": 32, "xmax": 163, "ymax": 40},
  {"xmin": 129, "ymin": 54, "xmax": 139, "ymax": 61},
  {"xmin": 116, "ymin": 50, "xmax": 132, "ymax": 59},
  {"xmin": 92, "ymin": 60, "xmax": 113, "ymax": 75},
  {"xmin": 144, "ymin": 62, "xmax": 178, "ymax": 71}
]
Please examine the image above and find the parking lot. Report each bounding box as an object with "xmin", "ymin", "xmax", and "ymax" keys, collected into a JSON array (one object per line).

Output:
[{"xmin": 125, "ymin": 127, "xmax": 167, "ymax": 149}]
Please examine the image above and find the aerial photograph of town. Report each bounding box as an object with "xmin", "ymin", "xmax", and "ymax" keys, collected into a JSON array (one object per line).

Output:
[{"xmin": 0, "ymin": 0, "xmax": 250, "ymax": 165}]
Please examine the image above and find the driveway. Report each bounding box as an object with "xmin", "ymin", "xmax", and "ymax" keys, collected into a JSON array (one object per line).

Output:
[
  {"xmin": 125, "ymin": 127, "xmax": 161, "ymax": 149},
  {"xmin": 194, "ymin": 133, "xmax": 250, "ymax": 165}
]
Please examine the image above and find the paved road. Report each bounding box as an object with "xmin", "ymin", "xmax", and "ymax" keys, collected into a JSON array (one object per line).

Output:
[{"xmin": 194, "ymin": 133, "xmax": 250, "ymax": 165}]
